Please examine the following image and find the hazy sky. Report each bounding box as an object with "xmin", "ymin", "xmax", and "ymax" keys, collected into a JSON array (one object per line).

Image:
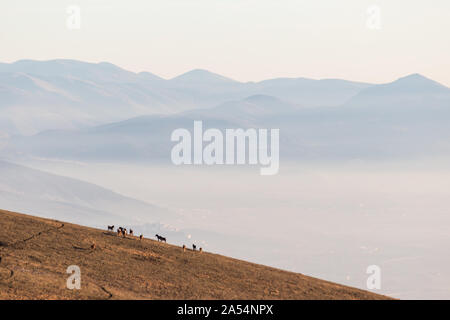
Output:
[{"xmin": 1, "ymin": 0, "xmax": 449, "ymax": 85}]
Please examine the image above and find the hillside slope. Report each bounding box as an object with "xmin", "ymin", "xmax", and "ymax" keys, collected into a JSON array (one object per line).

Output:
[
  {"xmin": 0, "ymin": 209, "xmax": 390, "ymax": 300},
  {"xmin": 0, "ymin": 161, "xmax": 173, "ymax": 227}
]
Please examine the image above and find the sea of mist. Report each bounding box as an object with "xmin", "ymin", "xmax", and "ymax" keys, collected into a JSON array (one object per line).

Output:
[{"xmin": 17, "ymin": 158, "xmax": 450, "ymax": 300}]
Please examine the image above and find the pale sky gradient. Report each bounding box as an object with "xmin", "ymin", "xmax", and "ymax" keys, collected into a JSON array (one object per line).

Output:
[{"xmin": 1, "ymin": 0, "xmax": 449, "ymax": 85}]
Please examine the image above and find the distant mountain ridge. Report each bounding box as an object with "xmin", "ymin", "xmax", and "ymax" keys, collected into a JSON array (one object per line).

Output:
[
  {"xmin": 170, "ymin": 68, "xmax": 237, "ymax": 84},
  {"xmin": 0, "ymin": 59, "xmax": 376, "ymax": 135},
  {"xmin": 344, "ymin": 73, "xmax": 450, "ymax": 109},
  {"xmin": 1, "ymin": 59, "xmax": 449, "ymax": 162},
  {"xmin": 5, "ymin": 73, "xmax": 450, "ymax": 163}
]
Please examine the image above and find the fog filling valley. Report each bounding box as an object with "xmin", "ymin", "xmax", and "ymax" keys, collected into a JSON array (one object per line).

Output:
[{"xmin": 15, "ymin": 159, "xmax": 450, "ymax": 300}]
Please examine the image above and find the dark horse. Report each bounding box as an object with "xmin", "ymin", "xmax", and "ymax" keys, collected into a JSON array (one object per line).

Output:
[{"xmin": 155, "ymin": 234, "xmax": 166, "ymax": 242}]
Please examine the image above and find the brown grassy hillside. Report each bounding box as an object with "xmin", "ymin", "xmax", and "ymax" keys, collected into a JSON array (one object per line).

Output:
[{"xmin": 0, "ymin": 209, "xmax": 390, "ymax": 300}]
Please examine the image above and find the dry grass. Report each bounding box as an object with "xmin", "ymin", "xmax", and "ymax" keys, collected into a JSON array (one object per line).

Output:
[{"xmin": 0, "ymin": 209, "xmax": 391, "ymax": 300}]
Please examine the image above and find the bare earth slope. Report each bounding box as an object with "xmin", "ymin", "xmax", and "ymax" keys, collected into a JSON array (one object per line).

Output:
[{"xmin": 0, "ymin": 209, "xmax": 390, "ymax": 300}]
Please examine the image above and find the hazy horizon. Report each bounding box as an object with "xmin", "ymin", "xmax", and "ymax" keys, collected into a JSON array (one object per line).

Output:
[{"xmin": 1, "ymin": 0, "xmax": 449, "ymax": 86}]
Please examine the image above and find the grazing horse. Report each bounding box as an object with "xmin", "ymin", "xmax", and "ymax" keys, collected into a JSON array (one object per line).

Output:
[
  {"xmin": 117, "ymin": 227, "xmax": 127, "ymax": 237},
  {"xmin": 192, "ymin": 244, "xmax": 197, "ymax": 251},
  {"xmin": 155, "ymin": 234, "xmax": 166, "ymax": 242},
  {"xmin": 107, "ymin": 225, "xmax": 114, "ymax": 231}
]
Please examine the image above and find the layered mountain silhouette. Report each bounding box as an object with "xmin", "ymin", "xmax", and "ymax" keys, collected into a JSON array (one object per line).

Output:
[
  {"xmin": 5, "ymin": 77, "xmax": 450, "ymax": 162},
  {"xmin": 1, "ymin": 59, "xmax": 449, "ymax": 162},
  {"xmin": 344, "ymin": 73, "xmax": 450, "ymax": 109},
  {"xmin": 0, "ymin": 59, "xmax": 372, "ymax": 135}
]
